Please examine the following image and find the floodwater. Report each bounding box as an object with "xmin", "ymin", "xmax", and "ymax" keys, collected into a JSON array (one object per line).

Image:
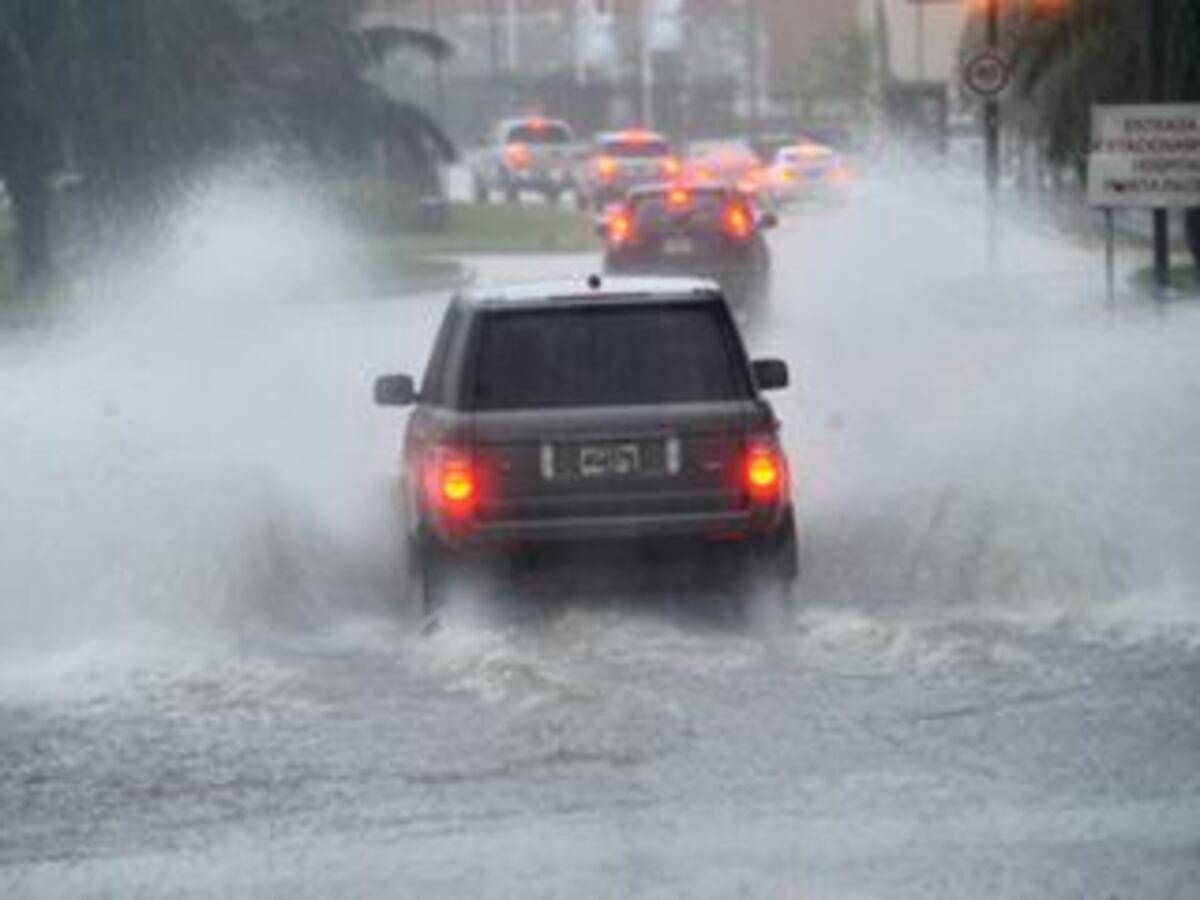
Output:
[{"xmin": 2, "ymin": 166, "xmax": 1199, "ymax": 899}]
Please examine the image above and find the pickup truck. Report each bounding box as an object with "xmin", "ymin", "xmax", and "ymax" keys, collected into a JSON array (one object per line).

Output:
[{"xmin": 470, "ymin": 116, "xmax": 583, "ymax": 206}]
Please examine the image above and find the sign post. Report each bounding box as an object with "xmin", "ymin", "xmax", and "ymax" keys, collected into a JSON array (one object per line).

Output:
[{"xmin": 1088, "ymin": 104, "xmax": 1200, "ymax": 299}]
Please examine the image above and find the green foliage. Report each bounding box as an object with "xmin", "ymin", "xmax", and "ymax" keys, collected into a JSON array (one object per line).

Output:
[
  {"xmin": 996, "ymin": 0, "xmax": 1200, "ymax": 171},
  {"xmin": 790, "ymin": 25, "xmax": 873, "ymax": 121},
  {"xmin": 0, "ymin": 0, "xmax": 456, "ymax": 284}
]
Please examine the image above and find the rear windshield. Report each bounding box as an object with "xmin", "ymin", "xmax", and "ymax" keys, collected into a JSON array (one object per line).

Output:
[
  {"xmin": 632, "ymin": 190, "xmax": 729, "ymax": 231},
  {"xmin": 506, "ymin": 123, "xmax": 572, "ymax": 144},
  {"xmin": 470, "ymin": 303, "xmax": 750, "ymax": 410},
  {"xmin": 599, "ymin": 139, "xmax": 672, "ymax": 158}
]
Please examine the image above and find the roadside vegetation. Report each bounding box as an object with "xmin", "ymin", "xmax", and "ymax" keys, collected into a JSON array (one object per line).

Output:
[
  {"xmin": 967, "ymin": 0, "xmax": 1200, "ymax": 277},
  {"xmin": 0, "ymin": 0, "xmax": 455, "ymax": 297}
]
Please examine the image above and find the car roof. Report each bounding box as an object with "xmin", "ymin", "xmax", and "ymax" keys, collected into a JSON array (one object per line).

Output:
[
  {"xmin": 500, "ymin": 116, "xmax": 571, "ymax": 131},
  {"xmin": 458, "ymin": 276, "xmax": 722, "ymax": 310},
  {"xmin": 594, "ymin": 129, "xmax": 669, "ymax": 145}
]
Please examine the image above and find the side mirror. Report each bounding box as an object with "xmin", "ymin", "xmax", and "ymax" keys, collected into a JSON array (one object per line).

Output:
[
  {"xmin": 752, "ymin": 358, "xmax": 789, "ymax": 392},
  {"xmin": 374, "ymin": 374, "xmax": 418, "ymax": 407},
  {"xmin": 759, "ymin": 211, "xmax": 780, "ymax": 230}
]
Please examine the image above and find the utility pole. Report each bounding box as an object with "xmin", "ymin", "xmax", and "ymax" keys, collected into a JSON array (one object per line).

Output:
[
  {"xmin": 984, "ymin": 0, "xmax": 1000, "ymax": 198},
  {"xmin": 426, "ymin": 0, "xmax": 445, "ymax": 115},
  {"xmin": 1149, "ymin": 0, "xmax": 1171, "ymax": 293},
  {"xmin": 744, "ymin": 0, "xmax": 760, "ymax": 141},
  {"xmin": 641, "ymin": 0, "xmax": 655, "ymax": 125},
  {"xmin": 915, "ymin": 1, "xmax": 926, "ymax": 81},
  {"xmin": 506, "ymin": 0, "xmax": 520, "ymax": 74}
]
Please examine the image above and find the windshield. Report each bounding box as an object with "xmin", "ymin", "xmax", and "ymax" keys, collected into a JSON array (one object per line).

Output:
[
  {"xmin": 506, "ymin": 123, "xmax": 572, "ymax": 144},
  {"xmin": 632, "ymin": 190, "xmax": 729, "ymax": 232},
  {"xmin": 598, "ymin": 139, "xmax": 672, "ymax": 158},
  {"xmin": 471, "ymin": 304, "xmax": 748, "ymax": 409}
]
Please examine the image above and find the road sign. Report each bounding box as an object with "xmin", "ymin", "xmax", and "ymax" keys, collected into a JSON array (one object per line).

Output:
[
  {"xmin": 963, "ymin": 51, "xmax": 1009, "ymax": 98},
  {"xmin": 1088, "ymin": 104, "xmax": 1200, "ymax": 209}
]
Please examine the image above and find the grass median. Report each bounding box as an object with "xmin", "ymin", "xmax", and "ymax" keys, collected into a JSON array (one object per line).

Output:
[
  {"xmin": 340, "ymin": 195, "xmax": 600, "ymax": 295},
  {"xmin": 1130, "ymin": 261, "xmax": 1200, "ymax": 298}
]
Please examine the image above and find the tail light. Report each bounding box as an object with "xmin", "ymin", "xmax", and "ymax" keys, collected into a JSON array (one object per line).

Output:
[
  {"xmin": 505, "ymin": 143, "xmax": 531, "ymax": 169},
  {"xmin": 422, "ymin": 446, "xmax": 479, "ymax": 523},
  {"xmin": 595, "ymin": 155, "xmax": 619, "ymax": 180},
  {"xmin": 743, "ymin": 439, "xmax": 787, "ymax": 503},
  {"xmin": 722, "ymin": 200, "xmax": 753, "ymax": 240},
  {"xmin": 661, "ymin": 156, "xmax": 682, "ymax": 177},
  {"xmin": 667, "ymin": 186, "xmax": 691, "ymax": 209},
  {"xmin": 607, "ymin": 205, "xmax": 636, "ymax": 246}
]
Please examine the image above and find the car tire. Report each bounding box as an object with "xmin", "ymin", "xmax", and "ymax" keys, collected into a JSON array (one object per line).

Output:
[
  {"xmin": 473, "ymin": 177, "xmax": 489, "ymax": 204},
  {"xmin": 505, "ymin": 184, "xmax": 520, "ymax": 204}
]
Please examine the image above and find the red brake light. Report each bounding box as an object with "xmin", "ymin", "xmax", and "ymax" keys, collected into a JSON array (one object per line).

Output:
[
  {"xmin": 596, "ymin": 155, "xmax": 619, "ymax": 180},
  {"xmin": 662, "ymin": 156, "xmax": 682, "ymax": 177},
  {"xmin": 667, "ymin": 186, "xmax": 690, "ymax": 209},
  {"xmin": 423, "ymin": 448, "xmax": 478, "ymax": 522},
  {"xmin": 744, "ymin": 443, "xmax": 785, "ymax": 502},
  {"xmin": 506, "ymin": 143, "xmax": 531, "ymax": 168},
  {"xmin": 723, "ymin": 201, "xmax": 753, "ymax": 240},
  {"xmin": 607, "ymin": 206, "xmax": 635, "ymax": 246}
]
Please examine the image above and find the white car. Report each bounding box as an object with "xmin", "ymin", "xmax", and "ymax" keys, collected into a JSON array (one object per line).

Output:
[{"xmin": 767, "ymin": 142, "xmax": 851, "ymax": 205}]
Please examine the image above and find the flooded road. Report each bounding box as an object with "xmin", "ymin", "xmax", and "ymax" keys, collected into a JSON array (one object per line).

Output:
[{"xmin": 2, "ymin": 170, "xmax": 1199, "ymax": 899}]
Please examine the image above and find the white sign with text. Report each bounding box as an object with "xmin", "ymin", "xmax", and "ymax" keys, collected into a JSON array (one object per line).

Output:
[{"xmin": 1088, "ymin": 104, "xmax": 1200, "ymax": 208}]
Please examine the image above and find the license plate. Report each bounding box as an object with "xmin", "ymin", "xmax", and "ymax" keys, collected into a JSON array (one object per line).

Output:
[
  {"xmin": 579, "ymin": 443, "xmax": 641, "ymax": 478},
  {"xmin": 662, "ymin": 237, "xmax": 695, "ymax": 256}
]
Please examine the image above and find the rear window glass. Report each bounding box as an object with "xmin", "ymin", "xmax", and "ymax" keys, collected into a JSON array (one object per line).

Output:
[
  {"xmin": 470, "ymin": 303, "xmax": 749, "ymax": 410},
  {"xmin": 599, "ymin": 139, "xmax": 672, "ymax": 158},
  {"xmin": 632, "ymin": 190, "xmax": 728, "ymax": 231},
  {"xmin": 506, "ymin": 123, "xmax": 572, "ymax": 144}
]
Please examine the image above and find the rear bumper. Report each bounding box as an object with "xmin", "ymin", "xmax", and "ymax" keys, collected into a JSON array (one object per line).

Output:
[{"xmin": 470, "ymin": 508, "xmax": 757, "ymax": 544}]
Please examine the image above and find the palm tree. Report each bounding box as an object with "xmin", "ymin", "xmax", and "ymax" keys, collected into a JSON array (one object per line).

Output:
[
  {"xmin": 993, "ymin": 0, "xmax": 1200, "ymax": 274},
  {"xmin": 0, "ymin": 0, "xmax": 455, "ymax": 287}
]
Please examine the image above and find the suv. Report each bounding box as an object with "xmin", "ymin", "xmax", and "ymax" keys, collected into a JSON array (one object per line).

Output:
[
  {"xmin": 374, "ymin": 277, "xmax": 798, "ymax": 613},
  {"xmin": 582, "ymin": 129, "xmax": 680, "ymax": 209},
  {"xmin": 599, "ymin": 183, "xmax": 776, "ymax": 316},
  {"xmin": 471, "ymin": 116, "xmax": 580, "ymax": 205}
]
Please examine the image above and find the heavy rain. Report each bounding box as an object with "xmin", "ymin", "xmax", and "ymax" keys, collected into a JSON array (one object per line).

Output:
[{"xmin": 2, "ymin": 2, "xmax": 1199, "ymax": 898}]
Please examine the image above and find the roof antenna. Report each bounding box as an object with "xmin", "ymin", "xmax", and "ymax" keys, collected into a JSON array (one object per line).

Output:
[{"xmin": 587, "ymin": 274, "xmax": 602, "ymax": 291}]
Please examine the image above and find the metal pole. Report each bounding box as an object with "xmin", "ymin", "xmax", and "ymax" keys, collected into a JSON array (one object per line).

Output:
[
  {"xmin": 506, "ymin": 0, "xmax": 519, "ymax": 74},
  {"xmin": 916, "ymin": 1, "xmax": 926, "ymax": 81},
  {"xmin": 985, "ymin": 1, "xmax": 1000, "ymax": 198},
  {"xmin": 641, "ymin": 0, "xmax": 655, "ymax": 125},
  {"xmin": 1149, "ymin": 0, "xmax": 1171, "ymax": 294},
  {"xmin": 1105, "ymin": 208, "xmax": 1116, "ymax": 305},
  {"xmin": 745, "ymin": 0, "xmax": 760, "ymax": 140},
  {"xmin": 427, "ymin": 0, "xmax": 445, "ymax": 114}
]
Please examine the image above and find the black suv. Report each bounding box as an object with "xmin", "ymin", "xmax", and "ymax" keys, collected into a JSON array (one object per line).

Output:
[
  {"xmin": 599, "ymin": 183, "xmax": 775, "ymax": 317},
  {"xmin": 374, "ymin": 277, "xmax": 798, "ymax": 613}
]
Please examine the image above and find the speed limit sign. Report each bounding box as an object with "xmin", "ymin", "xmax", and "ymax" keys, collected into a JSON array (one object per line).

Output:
[{"xmin": 964, "ymin": 51, "xmax": 1010, "ymax": 98}]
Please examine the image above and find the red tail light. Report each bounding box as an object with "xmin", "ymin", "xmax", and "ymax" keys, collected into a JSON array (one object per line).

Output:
[
  {"xmin": 743, "ymin": 441, "xmax": 786, "ymax": 503},
  {"xmin": 607, "ymin": 205, "xmax": 636, "ymax": 246},
  {"xmin": 423, "ymin": 447, "xmax": 479, "ymax": 522},
  {"xmin": 723, "ymin": 201, "xmax": 753, "ymax": 240},
  {"xmin": 506, "ymin": 143, "xmax": 531, "ymax": 168},
  {"xmin": 595, "ymin": 155, "xmax": 619, "ymax": 180},
  {"xmin": 661, "ymin": 156, "xmax": 682, "ymax": 177},
  {"xmin": 667, "ymin": 186, "xmax": 691, "ymax": 209}
]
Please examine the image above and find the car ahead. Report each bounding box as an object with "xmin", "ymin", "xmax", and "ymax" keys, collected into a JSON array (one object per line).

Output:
[
  {"xmin": 598, "ymin": 183, "xmax": 776, "ymax": 317},
  {"xmin": 374, "ymin": 277, "xmax": 798, "ymax": 614},
  {"xmin": 582, "ymin": 129, "xmax": 681, "ymax": 209},
  {"xmin": 767, "ymin": 141, "xmax": 852, "ymax": 206},
  {"xmin": 471, "ymin": 116, "xmax": 581, "ymax": 205}
]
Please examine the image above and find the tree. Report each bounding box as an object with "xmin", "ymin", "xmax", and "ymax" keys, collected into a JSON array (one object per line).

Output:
[
  {"xmin": 995, "ymin": 0, "xmax": 1200, "ymax": 275},
  {"xmin": 0, "ymin": 0, "xmax": 455, "ymax": 288}
]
